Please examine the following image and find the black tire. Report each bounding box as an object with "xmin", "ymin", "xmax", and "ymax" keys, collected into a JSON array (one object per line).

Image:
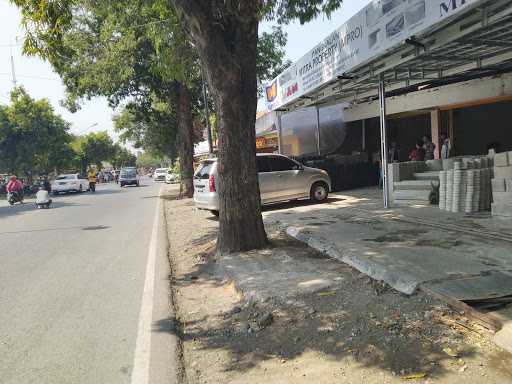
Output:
[
  {"xmin": 211, "ymin": 210, "xmax": 220, "ymax": 217},
  {"xmin": 310, "ymin": 182, "xmax": 329, "ymax": 203}
]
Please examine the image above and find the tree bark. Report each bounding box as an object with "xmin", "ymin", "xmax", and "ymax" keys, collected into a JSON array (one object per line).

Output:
[
  {"xmin": 171, "ymin": 0, "xmax": 268, "ymax": 254},
  {"xmin": 176, "ymin": 81, "xmax": 194, "ymax": 198}
]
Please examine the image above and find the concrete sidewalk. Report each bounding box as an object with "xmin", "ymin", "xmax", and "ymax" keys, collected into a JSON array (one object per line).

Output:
[
  {"xmin": 263, "ymin": 188, "xmax": 512, "ymax": 297},
  {"xmin": 262, "ymin": 188, "xmax": 512, "ymax": 351}
]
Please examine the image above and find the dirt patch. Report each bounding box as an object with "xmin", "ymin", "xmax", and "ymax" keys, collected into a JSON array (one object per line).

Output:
[{"xmin": 164, "ymin": 196, "xmax": 512, "ymax": 384}]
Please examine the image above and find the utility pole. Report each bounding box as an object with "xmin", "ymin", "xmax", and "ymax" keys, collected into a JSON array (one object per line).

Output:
[
  {"xmin": 201, "ymin": 69, "xmax": 213, "ymax": 155},
  {"xmin": 10, "ymin": 46, "xmax": 17, "ymax": 88}
]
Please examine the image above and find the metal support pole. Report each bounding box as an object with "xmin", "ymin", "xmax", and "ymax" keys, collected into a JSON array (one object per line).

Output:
[
  {"xmin": 316, "ymin": 106, "xmax": 321, "ymax": 156},
  {"xmin": 379, "ymin": 79, "xmax": 390, "ymax": 209},
  {"xmin": 201, "ymin": 70, "xmax": 213, "ymax": 155},
  {"xmin": 277, "ymin": 112, "xmax": 283, "ymax": 154}
]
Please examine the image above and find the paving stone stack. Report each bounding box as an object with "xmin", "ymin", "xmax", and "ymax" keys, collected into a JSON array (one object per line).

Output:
[
  {"xmin": 439, "ymin": 157, "xmax": 493, "ymax": 213},
  {"xmin": 491, "ymin": 151, "xmax": 512, "ymax": 218}
]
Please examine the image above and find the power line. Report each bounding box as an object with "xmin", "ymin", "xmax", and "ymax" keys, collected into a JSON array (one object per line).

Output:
[{"xmin": 0, "ymin": 73, "xmax": 60, "ymax": 81}]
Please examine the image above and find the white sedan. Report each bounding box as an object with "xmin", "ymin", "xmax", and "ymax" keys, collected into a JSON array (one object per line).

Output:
[
  {"xmin": 153, "ymin": 168, "xmax": 168, "ymax": 182},
  {"xmin": 165, "ymin": 171, "xmax": 176, "ymax": 184},
  {"xmin": 51, "ymin": 174, "xmax": 89, "ymax": 194}
]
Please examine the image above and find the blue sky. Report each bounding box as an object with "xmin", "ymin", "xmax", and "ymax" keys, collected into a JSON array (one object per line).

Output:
[{"xmin": 0, "ymin": 0, "xmax": 370, "ymax": 137}]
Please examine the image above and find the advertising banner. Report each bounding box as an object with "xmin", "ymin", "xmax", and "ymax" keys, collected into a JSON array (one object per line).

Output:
[{"xmin": 265, "ymin": 0, "xmax": 482, "ymax": 112}]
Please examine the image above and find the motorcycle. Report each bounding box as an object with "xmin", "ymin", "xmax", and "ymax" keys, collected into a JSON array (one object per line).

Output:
[
  {"xmin": 7, "ymin": 191, "xmax": 23, "ymax": 206},
  {"xmin": 35, "ymin": 188, "xmax": 52, "ymax": 209}
]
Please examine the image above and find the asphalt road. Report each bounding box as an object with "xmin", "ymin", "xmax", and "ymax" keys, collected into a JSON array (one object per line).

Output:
[{"xmin": 0, "ymin": 179, "xmax": 178, "ymax": 384}]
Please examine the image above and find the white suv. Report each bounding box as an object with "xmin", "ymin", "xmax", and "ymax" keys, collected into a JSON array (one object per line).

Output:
[{"xmin": 193, "ymin": 154, "xmax": 331, "ymax": 216}]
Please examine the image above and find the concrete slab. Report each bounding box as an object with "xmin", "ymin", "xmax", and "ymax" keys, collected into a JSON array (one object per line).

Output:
[
  {"xmin": 394, "ymin": 190, "xmax": 431, "ymax": 201},
  {"xmin": 495, "ymin": 166, "xmax": 512, "ymax": 179},
  {"xmin": 494, "ymin": 152, "xmax": 510, "ymax": 167},
  {"xmin": 262, "ymin": 188, "xmax": 512, "ymax": 299},
  {"xmin": 215, "ymin": 241, "xmax": 350, "ymax": 304},
  {"xmin": 394, "ymin": 180, "xmax": 433, "ymax": 190},
  {"xmin": 493, "ymin": 192, "xmax": 512, "ymax": 204},
  {"xmin": 492, "ymin": 178, "xmax": 507, "ymax": 192},
  {"xmin": 422, "ymin": 272, "xmax": 512, "ymax": 301},
  {"xmin": 413, "ymin": 171, "xmax": 440, "ymax": 181}
]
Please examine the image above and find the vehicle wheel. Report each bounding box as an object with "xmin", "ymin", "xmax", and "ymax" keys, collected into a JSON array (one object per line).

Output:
[
  {"xmin": 310, "ymin": 182, "xmax": 329, "ymax": 203},
  {"xmin": 211, "ymin": 210, "xmax": 220, "ymax": 217}
]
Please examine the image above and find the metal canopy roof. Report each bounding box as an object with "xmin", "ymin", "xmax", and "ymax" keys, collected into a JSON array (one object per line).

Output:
[{"xmin": 282, "ymin": 0, "xmax": 512, "ymax": 112}]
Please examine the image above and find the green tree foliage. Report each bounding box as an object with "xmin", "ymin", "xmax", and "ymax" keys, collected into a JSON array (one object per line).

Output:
[
  {"xmin": 113, "ymin": 101, "xmax": 177, "ymax": 161},
  {"xmin": 111, "ymin": 145, "xmax": 137, "ymax": 169},
  {"xmin": 257, "ymin": 26, "xmax": 291, "ymax": 95},
  {"xmin": 72, "ymin": 131, "xmax": 116, "ymax": 171},
  {"xmin": 0, "ymin": 87, "xmax": 74, "ymax": 175},
  {"xmin": 136, "ymin": 152, "xmax": 166, "ymax": 169}
]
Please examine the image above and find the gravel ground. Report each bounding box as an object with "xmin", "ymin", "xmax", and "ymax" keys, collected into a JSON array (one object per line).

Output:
[{"xmin": 164, "ymin": 193, "xmax": 512, "ymax": 384}]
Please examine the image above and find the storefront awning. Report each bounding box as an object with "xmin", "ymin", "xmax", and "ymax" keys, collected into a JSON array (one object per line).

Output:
[{"xmin": 272, "ymin": 0, "xmax": 512, "ymax": 112}]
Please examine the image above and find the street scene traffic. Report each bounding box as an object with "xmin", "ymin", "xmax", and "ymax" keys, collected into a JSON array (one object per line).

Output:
[{"xmin": 2, "ymin": 0, "xmax": 512, "ymax": 383}]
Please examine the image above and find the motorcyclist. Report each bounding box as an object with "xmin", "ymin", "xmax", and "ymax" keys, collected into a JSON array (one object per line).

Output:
[
  {"xmin": 87, "ymin": 168, "xmax": 97, "ymax": 192},
  {"xmin": 6, "ymin": 176, "xmax": 24, "ymax": 202}
]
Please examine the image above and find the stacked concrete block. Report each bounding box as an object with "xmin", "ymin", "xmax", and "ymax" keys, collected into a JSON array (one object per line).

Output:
[
  {"xmin": 445, "ymin": 170, "xmax": 453, "ymax": 212},
  {"xmin": 472, "ymin": 169, "xmax": 481, "ymax": 213},
  {"xmin": 465, "ymin": 170, "xmax": 475, "ymax": 214},
  {"xmin": 491, "ymin": 152, "xmax": 512, "ymax": 218},
  {"xmin": 452, "ymin": 162, "xmax": 465, "ymax": 213},
  {"xmin": 439, "ymin": 171, "xmax": 447, "ymax": 210},
  {"xmin": 439, "ymin": 156, "xmax": 492, "ymax": 214}
]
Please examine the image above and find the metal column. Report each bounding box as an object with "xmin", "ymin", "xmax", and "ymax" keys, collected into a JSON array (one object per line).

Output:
[
  {"xmin": 316, "ymin": 106, "xmax": 321, "ymax": 156},
  {"xmin": 277, "ymin": 112, "xmax": 283, "ymax": 154},
  {"xmin": 379, "ymin": 79, "xmax": 390, "ymax": 209}
]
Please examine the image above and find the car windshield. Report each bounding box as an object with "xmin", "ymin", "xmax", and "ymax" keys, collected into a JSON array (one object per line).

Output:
[
  {"xmin": 155, "ymin": 169, "xmax": 167, "ymax": 174},
  {"xmin": 121, "ymin": 170, "xmax": 136, "ymax": 177},
  {"xmin": 56, "ymin": 175, "xmax": 76, "ymax": 180},
  {"xmin": 194, "ymin": 161, "xmax": 214, "ymax": 180}
]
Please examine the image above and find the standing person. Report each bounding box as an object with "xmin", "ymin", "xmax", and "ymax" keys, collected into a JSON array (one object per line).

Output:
[
  {"xmin": 441, "ymin": 134, "xmax": 452, "ymax": 159},
  {"xmin": 422, "ymin": 135, "xmax": 435, "ymax": 160},
  {"xmin": 388, "ymin": 141, "xmax": 401, "ymax": 163},
  {"xmin": 409, "ymin": 140, "xmax": 426, "ymax": 161},
  {"xmin": 87, "ymin": 168, "xmax": 97, "ymax": 192}
]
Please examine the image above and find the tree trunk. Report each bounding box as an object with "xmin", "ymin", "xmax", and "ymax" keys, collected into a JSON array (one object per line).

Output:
[
  {"xmin": 172, "ymin": 1, "xmax": 267, "ymax": 254},
  {"xmin": 177, "ymin": 81, "xmax": 194, "ymax": 198}
]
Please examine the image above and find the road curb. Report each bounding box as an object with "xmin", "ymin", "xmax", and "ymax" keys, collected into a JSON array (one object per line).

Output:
[{"xmin": 159, "ymin": 188, "xmax": 186, "ymax": 384}]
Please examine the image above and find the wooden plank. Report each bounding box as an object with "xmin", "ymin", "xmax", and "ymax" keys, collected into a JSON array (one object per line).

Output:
[{"xmin": 420, "ymin": 285, "xmax": 502, "ymax": 333}]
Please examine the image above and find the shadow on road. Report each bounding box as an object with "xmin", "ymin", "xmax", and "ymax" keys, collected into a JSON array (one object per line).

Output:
[{"xmin": 0, "ymin": 200, "xmax": 88, "ymax": 219}]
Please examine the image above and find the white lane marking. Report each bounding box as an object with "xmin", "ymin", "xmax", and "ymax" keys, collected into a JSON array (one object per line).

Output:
[{"xmin": 131, "ymin": 186, "xmax": 162, "ymax": 384}]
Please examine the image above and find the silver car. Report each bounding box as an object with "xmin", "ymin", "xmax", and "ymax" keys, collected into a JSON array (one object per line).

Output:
[{"xmin": 193, "ymin": 154, "xmax": 331, "ymax": 216}]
